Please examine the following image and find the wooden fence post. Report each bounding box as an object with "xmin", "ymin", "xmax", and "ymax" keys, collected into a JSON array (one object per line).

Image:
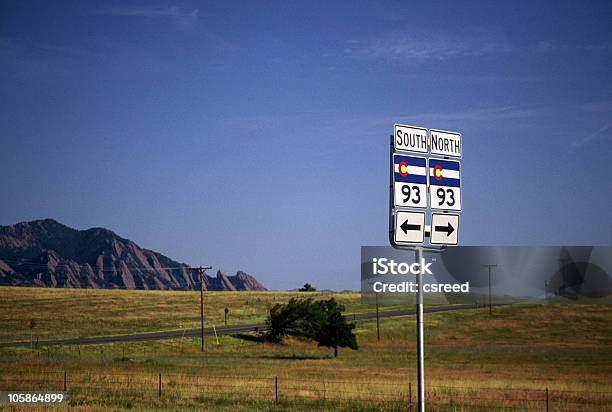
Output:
[
  {"xmin": 546, "ymin": 387, "xmax": 549, "ymax": 412},
  {"xmin": 409, "ymin": 381, "xmax": 412, "ymax": 410},
  {"xmin": 158, "ymin": 374, "xmax": 162, "ymax": 398},
  {"xmin": 275, "ymin": 376, "xmax": 278, "ymax": 403},
  {"xmin": 63, "ymin": 371, "xmax": 67, "ymax": 391}
]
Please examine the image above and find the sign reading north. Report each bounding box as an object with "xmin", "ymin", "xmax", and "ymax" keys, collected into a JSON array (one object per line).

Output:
[
  {"xmin": 394, "ymin": 124, "xmax": 428, "ymax": 154},
  {"xmin": 430, "ymin": 213, "xmax": 459, "ymax": 245},
  {"xmin": 393, "ymin": 154, "xmax": 428, "ymax": 209},
  {"xmin": 430, "ymin": 129, "xmax": 462, "ymax": 158},
  {"xmin": 428, "ymin": 158, "xmax": 461, "ymax": 211},
  {"xmin": 394, "ymin": 210, "xmax": 425, "ymax": 244}
]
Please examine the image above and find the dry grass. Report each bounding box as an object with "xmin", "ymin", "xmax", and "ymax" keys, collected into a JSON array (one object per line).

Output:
[
  {"xmin": 1, "ymin": 287, "xmax": 611, "ymax": 410},
  {"xmin": 0, "ymin": 287, "xmax": 377, "ymax": 343}
]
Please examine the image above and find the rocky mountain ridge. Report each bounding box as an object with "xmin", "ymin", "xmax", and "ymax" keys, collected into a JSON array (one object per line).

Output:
[{"xmin": 0, "ymin": 219, "xmax": 266, "ymax": 291}]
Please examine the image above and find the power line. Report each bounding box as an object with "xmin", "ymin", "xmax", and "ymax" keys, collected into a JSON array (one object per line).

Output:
[{"xmin": 0, "ymin": 258, "xmax": 193, "ymax": 272}]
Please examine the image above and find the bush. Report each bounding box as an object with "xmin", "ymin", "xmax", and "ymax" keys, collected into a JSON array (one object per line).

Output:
[{"xmin": 262, "ymin": 298, "xmax": 358, "ymax": 357}]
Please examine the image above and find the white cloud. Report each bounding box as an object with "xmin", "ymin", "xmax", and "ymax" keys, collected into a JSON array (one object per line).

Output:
[
  {"xmin": 92, "ymin": 6, "xmax": 200, "ymax": 30},
  {"xmin": 570, "ymin": 122, "xmax": 612, "ymax": 149},
  {"xmin": 580, "ymin": 101, "xmax": 612, "ymax": 113},
  {"xmin": 346, "ymin": 32, "xmax": 513, "ymax": 64}
]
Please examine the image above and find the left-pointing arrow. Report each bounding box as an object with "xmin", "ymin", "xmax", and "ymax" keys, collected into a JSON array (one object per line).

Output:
[{"xmin": 400, "ymin": 220, "xmax": 421, "ymax": 234}]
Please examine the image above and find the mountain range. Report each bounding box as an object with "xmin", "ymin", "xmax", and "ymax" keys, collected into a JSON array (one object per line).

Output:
[{"xmin": 0, "ymin": 219, "xmax": 266, "ymax": 291}]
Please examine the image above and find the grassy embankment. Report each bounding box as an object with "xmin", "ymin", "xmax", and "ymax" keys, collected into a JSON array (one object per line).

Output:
[{"xmin": 1, "ymin": 286, "xmax": 611, "ymax": 411}]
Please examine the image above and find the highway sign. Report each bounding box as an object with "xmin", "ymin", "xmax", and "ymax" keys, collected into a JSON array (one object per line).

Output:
[
  {"xmin": 394, "ymin": 124, "xmax": 428, "ymax": 154},
  {"xmin": 394, "ymin": 210, "xmax": 425, "ymax": 244},
  {"xmin": 430, "ymin": 213, "xmax": 459, "ymax": 245},
  {"xmin": 428, "ymin": 158, "xmax": 461, "ymax": 211},
  {"xmin": 389, "ymin": 124, "xmax": 462, "ymax": 248},
  {"xmin": 430, "ymin": 129, "xmax": 462, "ymax": 158},
  {"xmin": 393, "ymin": 154, "xmax": 428, "ymax": 209}
]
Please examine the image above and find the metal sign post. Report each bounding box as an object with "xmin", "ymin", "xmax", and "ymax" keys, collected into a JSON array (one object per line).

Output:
[
  {"xmin": 415, "ymin": 246, "xmax": 425, "ymax": 412},
  {"xmin": 388, "ymin": 125, "xmax": 463, "ymax": 412}
]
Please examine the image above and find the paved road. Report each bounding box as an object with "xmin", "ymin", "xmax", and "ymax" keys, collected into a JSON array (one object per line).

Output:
[{"xmin": 0, "ymin": 303, "xmax": 503, "ymax": 348}]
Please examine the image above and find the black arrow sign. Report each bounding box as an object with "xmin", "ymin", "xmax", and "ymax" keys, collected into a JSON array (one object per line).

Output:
[
  {"xmin": 400, "ymin": 220, "xmax": 421, "ymax": 234},
  {"xmin": 434, "ymin": 222, "xmax": 455, "ymax": 236}
]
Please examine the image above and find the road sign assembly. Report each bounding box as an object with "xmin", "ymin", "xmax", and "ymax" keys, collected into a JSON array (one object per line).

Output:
[
  {"xmin": 389, "ymin": 124, "xmax": 462, "ymax": 247},
  {"xmin": 387, "ymin": 124, "xmax": 463, "ymax": 412}
]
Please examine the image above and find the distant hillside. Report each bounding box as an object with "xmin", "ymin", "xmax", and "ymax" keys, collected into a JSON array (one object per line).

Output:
[{"xmin": 0, "ymin": 219, "xmax": 266, "ymax": 291}]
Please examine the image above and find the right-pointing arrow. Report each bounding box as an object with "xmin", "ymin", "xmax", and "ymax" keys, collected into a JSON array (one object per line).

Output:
[
  {"xmin": 434, "ymin": 222, "xmax": 455, "ymax": 236},
  {"xmin": 400, "ymin": 220, "xmax": 421, "ymax": 234}
]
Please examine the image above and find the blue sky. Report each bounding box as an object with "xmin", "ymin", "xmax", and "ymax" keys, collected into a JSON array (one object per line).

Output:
[{"xmin": 1, "ymin": 1, "xmax": 611, "ymax": 290}]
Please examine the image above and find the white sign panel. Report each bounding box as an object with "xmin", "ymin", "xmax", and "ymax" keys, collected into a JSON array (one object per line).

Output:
[
  {"xmin": 430, "ymin": 129, "xmax": 462, "ymax": 158},
  {"xmin": 394, "ymin": 124, "xmax": 428, "ymax": 154},
  {"xmin": 430, "ymin": 213, "xmax": 459, "ymax": 245},
  {"xmin": 394, "ymin": 210, "xmax": 425, "ymax": 244},
  {"xmin": 428, "ymin": 158, "xmax": 461, "ymax": 211}
]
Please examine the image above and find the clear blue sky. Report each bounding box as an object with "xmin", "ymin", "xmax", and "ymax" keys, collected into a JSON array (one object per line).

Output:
[{"xmin": 1, "ymin": 1, "xmax": 611, "ymax": 290}]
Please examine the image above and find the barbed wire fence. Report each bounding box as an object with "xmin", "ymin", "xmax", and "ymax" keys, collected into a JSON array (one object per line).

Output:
[{"xmin": 1, "ymin": 370, "xmax": 611, "ymax": 410}]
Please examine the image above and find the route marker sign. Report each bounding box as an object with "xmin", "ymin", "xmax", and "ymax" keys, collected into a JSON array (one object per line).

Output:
[
  {"xmin": 393, "ymin": 154, "xmax": 428, "ymax": 209},
  {"xmin": 428, "ymin": 158, "xmax": 461, "ymax": 211},
  {"xmin": 394, "ymin": 124, "xmax": 428, "ymax": 154},
  {"xmin": 394, "ymin": 210, "xmax": 425, "ymax": 244},
  {"xmin": 430, "ymin": 213, "xmax": 459, "ymax": 245}
]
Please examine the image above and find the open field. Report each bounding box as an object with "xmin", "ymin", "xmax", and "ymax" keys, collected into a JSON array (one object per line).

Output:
[
  {"xmin": 0, "ymin": 287, "xmax": 382, "ymax": 344},
  {"xmin": 1, "ymin": 287, "xmax": 611, "ymax": 410}
]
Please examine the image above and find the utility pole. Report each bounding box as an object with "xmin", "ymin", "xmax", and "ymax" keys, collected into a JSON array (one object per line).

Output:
[
  {"xmin": 483, "ymin": 264, "xmax": 497, "ymax": 315},
  {"xmin": 197, "ymin": 266, "xmax": 212, "ymax": 353}
]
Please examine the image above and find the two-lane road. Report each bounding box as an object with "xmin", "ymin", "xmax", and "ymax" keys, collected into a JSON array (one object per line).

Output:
[{"xmin": 0, "ymin": 303, "xmax": 504, "ymax": 348}]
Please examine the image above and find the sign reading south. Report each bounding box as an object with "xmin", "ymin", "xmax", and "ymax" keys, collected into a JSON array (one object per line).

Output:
[
  {"xmin": 393, "ymin": 154, "xmax": 428, "ymax": 209},
  {"xmin": 394, "ymin": 124, "xmax": 428, "ymax": 154},
  {"xmin": 430, "ymin": 129, "xmax": 462, "ymax": 158},
  {"xmin": 429, "ymin": 158, "xmax": 461, "ymax": 211}
]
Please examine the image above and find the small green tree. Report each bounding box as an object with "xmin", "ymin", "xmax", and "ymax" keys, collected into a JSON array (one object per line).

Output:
[
  {"xmin": 262, "ymin": 298, "xmax": 358, "ymax": 358},
  {"xmin": 313, "ymin": 299, "xmax": 358, "ymax": 357},
  {"xmin": 299, "ymin": 283, "xmax": 316, "ymax": 292},
  {"xmin": 262, "ymin": 298, "xmax": 322, "ymax": 343}
]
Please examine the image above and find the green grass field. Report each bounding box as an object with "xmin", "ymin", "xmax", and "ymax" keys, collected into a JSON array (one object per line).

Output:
[{"xmin": 1, "ymin": 286, "xmax": 611, "ymax": 411}]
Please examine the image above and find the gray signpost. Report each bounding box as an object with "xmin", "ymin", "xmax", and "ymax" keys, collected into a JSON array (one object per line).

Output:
[{"xmin": 388, "ymin": 124, "xmax": 462, "ymax": 412}]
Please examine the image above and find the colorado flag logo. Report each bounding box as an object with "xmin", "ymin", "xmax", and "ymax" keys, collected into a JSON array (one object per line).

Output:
[
  {"xmin": 393, "ymin": 155, "xmax": 427, "ymax": 184},
  {"xmin": 428, "ymin": 159, "xmax": 461, "ymax": 187}
]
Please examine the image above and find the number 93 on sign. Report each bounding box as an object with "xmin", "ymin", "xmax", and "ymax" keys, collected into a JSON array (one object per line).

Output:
[
  {"xmin": 394, "ymin": 182, "xmax": 427, "ymax": 209},
  {"xmin": 430, "ymin": 186, "xmax": 461, "ymax": 211}
]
